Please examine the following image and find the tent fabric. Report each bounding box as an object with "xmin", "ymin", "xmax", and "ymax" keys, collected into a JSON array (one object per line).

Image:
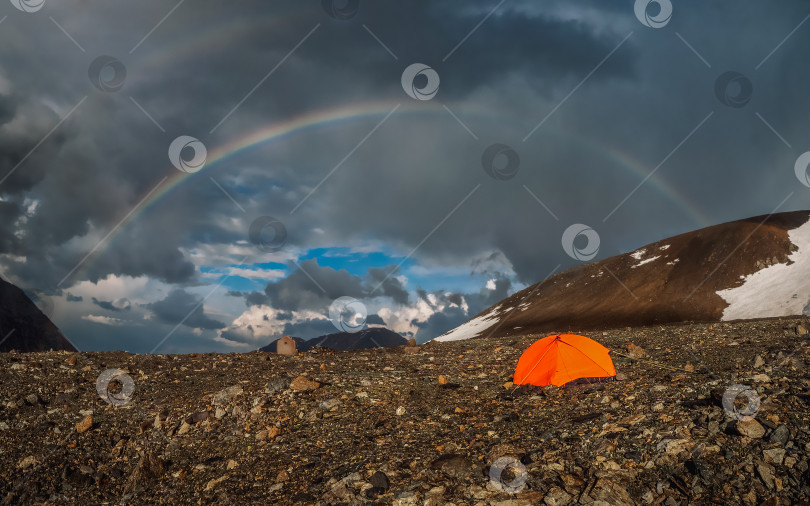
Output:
[{"xmin": 513, "ymin": 334, "xmax": 616, "ymax": 387}]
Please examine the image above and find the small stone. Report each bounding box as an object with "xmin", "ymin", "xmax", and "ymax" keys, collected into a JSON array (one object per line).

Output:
[
  {"xmin": 66, "ymin": 356, "xmax": 77, "ymax": 366},
  {"xmin": 289, "ymin": 376, "xmax": 320, "ymax": 392},
  {"xmin": 17, "ymin": 456, "xmax": 38, "ymax": 470},
  {"xmin": 276, "ymin": 469, "xmax": 289, "ymax": 482},
  {"xmin": 438, "ymin": 375, "xmax": 448, "ymax": 386},
  {"xmin": 543, "ymin": 486, "xmax": 572, "ymax": 506},
  {"xmin": 265, "ymin": 377, "xmax": 288, "ymax": 395},
  {"xmin": 752, "ymin": 374, "xmax": 770, "ymax": 383},
  {"xmin": 267, "ymin": 426, "xmax": 281, "ymax": 438},
  {"xmin": 796, "ymin": 324, "xmax": 808, "ymax": 335},
  {"xmin": 215, "ymin": 407, "xmax": 227, "ymax": 419},
  {"xmin": 370, "ymin": 471, "xmax": 390, "ymax": 491},
  {"xmin": 177, "ymin": 422, "xmax": 192, "ymax": 435},
  {"xmin": 185, "ymin": 411, "xmax": 209, "ymax": 424},
  {"xmin": 403, "ymin": 346, "xmax": 419, "ymax": 354},
  {"xmin": 396, "ymin": 406, "xmax": 406, "ymax": 416},
  {"xmin": 226, "ymin": 459, "xmax": 238, "ymax": 470},
  {"xmin": 763, "ymin": 448, "xmax": 785, "ymax": 465},
  {"xmin": 25, "ymin": 393, "xmax": 40, "ymax": 405},
  {"xmin": 75, "ymin": 415, "xmax": 92, "ymax": 433},
  {"xmin": 627, "ymin": 343, "xmax": 646, "ymax": 358},
  {"xmin": 756, "ymin": 462, "xmax": 775, "ymax": 489},
  {"xmin": 318, "ymin": 399, "xmax": 340, "ymax": 411},
  {"xmin": 754, "ymin": 355, "xmax": 765, "ymax": 368},
  {"xmin": 684, "ymin": 362, "xmax": 695, "ymax": 372},
  {"xmin": 204, "ymin": 474, "xmax": 228, "ymax": 492},
  {"xmin": 212, "ymin": 385, "xmax": 243, "ymax": 406},
  {"xmin": 126, "ymin": 450, "xmax": 165, "ymax": 493},
  {"xmin": 736, "ymin": 419, "xmax": 765, "ymax": 438},
  {"xmin": 770, "ymin": 424, "xmax": 789, "ymax": 445},
  {"xmin": 430, "ymin": 454, "xmax": 475, "ymax": 478}
]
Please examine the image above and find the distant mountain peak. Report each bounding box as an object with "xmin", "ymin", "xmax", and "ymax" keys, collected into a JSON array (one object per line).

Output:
[
  {"xmin": 259, "ymin": 327, "xmax": 406, "ymax": 353},
  {"xmin": 0, "ymin": 278, "xmax": 75, "ymax": 353}
]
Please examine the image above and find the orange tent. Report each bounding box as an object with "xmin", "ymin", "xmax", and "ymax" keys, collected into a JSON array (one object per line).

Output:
[{"xmin": 513, "ymin": 334, "xmax": 616, "ymax": 387}]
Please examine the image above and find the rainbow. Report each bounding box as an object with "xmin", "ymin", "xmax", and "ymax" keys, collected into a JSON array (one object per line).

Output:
[{"xmin": 73, "ymin": 100, "xmax": 710, "ymax": 282}]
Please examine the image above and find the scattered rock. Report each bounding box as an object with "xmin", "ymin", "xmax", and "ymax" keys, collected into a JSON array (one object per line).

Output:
[
  {"xmin": 369, "ymin": 471, "xmax": 390, "ymax": 491},
  {"xmin": 17, "ymin": 455, "xmax": 38, "ymax": 470},
  {"xmin": 438, "ymin": 375, "xmax": 448, "ymax": 386},
  {"xmin": 543, "ymin": 486, "xmax": 572, "ymax": 506},
  {"xmin": 736, "ymin": 419, "xmax": 766, "ymax": 439},
  {"xmin": 770, "ymin": 424, "xmax": 790, "ymax": 445},
  {"xmin": 126, "ymin": 451, "xmax": 165, "ymax": 493},
  {"xmin": 627, "ymin": 343, "xmax": 646, "ymax": 358},
  {"xmin": 226, "ymin": 459, "xmax": 238, "ymax": 470},
  {"xmin": 396, "ymin": 406, "xmax": 406, "ymax": 416},
  {"xmin": 431, "ymin": 454, "xmax": 475, "ymax": 478},
  {"xmin": 796, "ymin": 324, "xmax": 808, "ymax": 335},
  {"xmin": 754, "ymin": 355, "xmax": 765, "ymax": 368},
  {"xmin": 75, "ymin": 415, "xmax": 92, "ymax": 434},
  {"xmin": 763, "ymin": 448, "xmax": 785, "ymax": 465},
  {"xmin": 289, "ymin": 376, "xmax": 320, "ymax": 392},
  {"xmin": 212, "ymin": 385, "xmax": 243, "ymax": 406},
  {"xmin": 204, "ymin": 474, "xmax": 228, "ymax": 492},
  {"xmin": 265, "ymin": 377, "xmax": 288, "ymax": 395}
]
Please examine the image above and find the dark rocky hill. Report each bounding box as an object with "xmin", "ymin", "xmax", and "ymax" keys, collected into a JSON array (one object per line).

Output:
[
  {"xmin": 0, "ymin": 278, "xmax": 75, "ymax": 353},
  {"xmin": 260, "ymin": 328, "xmax": 407, "ymax": 353}
]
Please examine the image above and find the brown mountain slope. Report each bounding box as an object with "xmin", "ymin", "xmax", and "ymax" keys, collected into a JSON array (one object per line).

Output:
[{"xmin": 437, "ymin": 211, "xmax": 810, "ymax": 341}]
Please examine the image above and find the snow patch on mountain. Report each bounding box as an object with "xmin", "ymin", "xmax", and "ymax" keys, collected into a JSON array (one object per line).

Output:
[
  {"xmin": 434, "ymin": 305, "xmax": 502, "ymax": 342},
  {"xmin": 718, "ymin": 219, "xmax": 810, "ymax": 320}
]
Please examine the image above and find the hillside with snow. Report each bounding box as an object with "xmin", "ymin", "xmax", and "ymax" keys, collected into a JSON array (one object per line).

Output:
[{"xmin": 436, "ymin": 211, "xmax": 810, "ymax": 342}]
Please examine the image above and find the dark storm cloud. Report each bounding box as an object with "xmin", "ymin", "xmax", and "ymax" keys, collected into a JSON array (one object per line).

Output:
[
  {"xmin": 66, "ymin": 293, "xmax": 83, "ymax": 302},
  {"xmin": 262, "ymin": 259, "xmax": 410, "ymax": 311},
  {"xmin": 91, "ymin": 297, "xmax": 130, "ymax": 312},
  {"xmin": 148, "ymin": 289, "xmax": 225, "ymax": 330}
]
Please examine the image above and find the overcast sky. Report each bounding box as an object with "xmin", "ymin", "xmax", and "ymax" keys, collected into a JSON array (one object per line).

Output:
[{"xmin": 1, "ymin": 0, "xmax": 809, "ymax": 352}]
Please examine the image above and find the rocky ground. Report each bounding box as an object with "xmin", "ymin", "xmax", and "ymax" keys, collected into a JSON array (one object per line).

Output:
[{"xmin": 1, "ymin": 317, "xmax": 809, "ymax": 505}]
